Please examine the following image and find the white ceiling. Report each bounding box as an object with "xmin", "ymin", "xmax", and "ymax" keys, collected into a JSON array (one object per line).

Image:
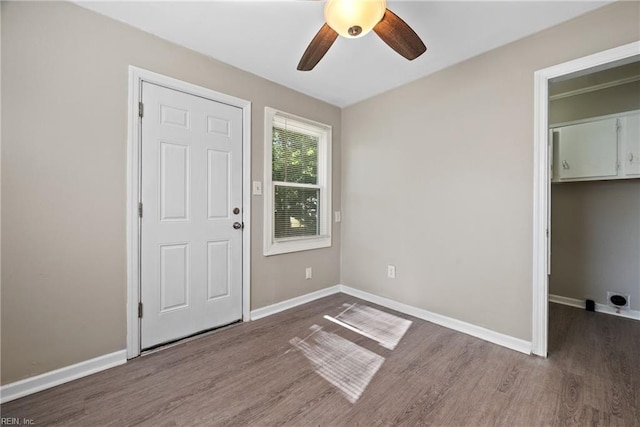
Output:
[{"xmin": 77, "ymin": 1, "xmax": 610, "ymax": 107}]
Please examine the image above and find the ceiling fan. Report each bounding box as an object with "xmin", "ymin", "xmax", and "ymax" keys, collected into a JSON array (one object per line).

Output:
[{"xmin": 297, "ymin": 0, "xmax": 427, "ymax": 71}]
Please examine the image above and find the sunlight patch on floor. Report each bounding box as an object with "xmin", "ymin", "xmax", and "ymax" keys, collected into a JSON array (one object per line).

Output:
[
  {"xmin": 289, "ymin": 304, "xmax": 412, "ymax": 403},
  {"xmin": 290, "ymin": 325, "xmax": 385, "ymax": 404},
  {"xmin": 326, "ymin": 303, "xmax": 412, "ymax": 350}
]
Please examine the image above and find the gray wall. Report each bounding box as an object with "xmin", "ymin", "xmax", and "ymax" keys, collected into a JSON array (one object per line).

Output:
[
  {"xmin": 1, "ymin": 1, "xmax": 341, "ymax": 384},
  {"xmin": 341, "ymin": 1, "xmax": 640, "ymax": 341},
  {"xmin": 549, "ymin": 64, "xmax": 640, "ymax": 311},
  {"xmin": 550, "ymin": 180, "xmax": 640, "ymax": 310}
]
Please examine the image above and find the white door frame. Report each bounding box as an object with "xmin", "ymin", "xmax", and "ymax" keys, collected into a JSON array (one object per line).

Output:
[
  {"xmin": 531, "ymin": 41, "xmax": 639, "ymax": 357},
  {"xmin": 126, "ymin": 66, "xmax": 252, "ymax": 358}
]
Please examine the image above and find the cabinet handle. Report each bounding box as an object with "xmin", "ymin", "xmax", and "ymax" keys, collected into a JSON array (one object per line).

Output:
[
  {"xmin": 562, "ymin": 160, "xmax": 570, "ymax": 170},
  {"xmin": 630, "ymin": 153, "xmax": 634, "ymax": 163}
]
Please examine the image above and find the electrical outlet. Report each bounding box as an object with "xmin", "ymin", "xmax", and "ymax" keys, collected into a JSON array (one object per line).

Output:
[
  {"xmin": 387, "ymin": 265, "xmax": 396, "ymax": 279},
  {"xmin": 305, "ymin": 267, "xmax": 312, "ymax": 280}
]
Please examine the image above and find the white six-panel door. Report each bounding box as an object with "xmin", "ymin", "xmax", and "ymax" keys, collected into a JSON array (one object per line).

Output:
[{"xmin": 141, "ymin": 82, "xmax": 243, "ymax": 349}]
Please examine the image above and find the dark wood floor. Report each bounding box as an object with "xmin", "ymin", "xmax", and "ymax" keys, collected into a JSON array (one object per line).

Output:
[{"xmin": 2, "ymin": 294, "xmax": 639, "ymax": 426}]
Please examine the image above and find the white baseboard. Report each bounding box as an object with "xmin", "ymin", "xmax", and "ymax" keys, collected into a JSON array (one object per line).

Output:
[
  {"xmin": 4, "ymin": 287, "xmax": 342, "ymax": 404},
  {"xmin": 549, "ymin": 294, "xmax": 640, "ymax": 320},
  {"xmin": 0, "ymin": 350, "xmax": 127, "ymax": 404},
  {"xmin": 250, "ymin": 285, "xmax": 342, "ymax": 320},
  {"xmin": 549, "ymin": 294, "xmax": 584, "ymax": 309},
  {"xmin": 2, "ymin": 283, "xmax": 543, "ymax": 403},
  {"xmin": 251, "ymin": 284, "xmax": 531, "ymax": 354},
  {"xmin": 339, "ymin": 285, "xmax": 532, "ymax": 355}
]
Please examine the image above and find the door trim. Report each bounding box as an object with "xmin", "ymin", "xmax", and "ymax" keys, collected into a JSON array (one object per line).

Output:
[
  {"xmin": 531, "ymin": 41, "xmax": 639, "ymax": 357},
  {"xmin": 126, "ymin": 66, "xmax": 252, "ymax": 358}
]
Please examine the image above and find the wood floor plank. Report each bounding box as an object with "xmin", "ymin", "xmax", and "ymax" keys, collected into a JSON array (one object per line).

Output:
[{"xmin": 2, "ymin": 297, "xmax": 639, "ymax": 426}]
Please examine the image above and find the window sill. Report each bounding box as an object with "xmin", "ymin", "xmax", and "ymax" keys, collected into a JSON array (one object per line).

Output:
[{"xmin": 263, "ymin": 236, "xmax": 331, "ymax": 256}]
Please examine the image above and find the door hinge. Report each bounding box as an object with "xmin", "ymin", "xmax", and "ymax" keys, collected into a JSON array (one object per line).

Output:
[
  {"xmin": 138, "ymin": 102, "xmax": 144, "ymax": 118},
  {"xmin": 138, "ymin": 302, "xmax": 143, "ymax": 318},
  {"xmin": 138, "ymin": 202, "xmax": 143, "ymax": 218},
  {"xmin": 546, "ymin": 229, "xmax": 549, "ymax": 238}
]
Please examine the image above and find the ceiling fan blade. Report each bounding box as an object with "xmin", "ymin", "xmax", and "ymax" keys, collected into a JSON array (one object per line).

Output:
[
  {"xmin": 297, "ymin": 24, "xmax": 339, "ymax": 71},
  {"xmin": 373, "ymin": 9, "xmax": 426, "ymax": 61}
]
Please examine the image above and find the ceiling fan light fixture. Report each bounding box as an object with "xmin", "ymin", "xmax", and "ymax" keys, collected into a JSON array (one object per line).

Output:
[{"xmin": 324, "ymin": 0, "xmax": 386, "ymax": 39}]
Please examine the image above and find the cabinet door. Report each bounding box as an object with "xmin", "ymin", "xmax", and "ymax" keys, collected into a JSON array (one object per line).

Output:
[
  {"xmin": 557, "ymin": 117, "xmax": 618, "ymax": 180},
  {"xmin": 622, "ymin": 113, "xmax": 640, "ymax": 176}
]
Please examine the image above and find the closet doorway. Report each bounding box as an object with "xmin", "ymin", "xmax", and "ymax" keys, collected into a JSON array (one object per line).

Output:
[{"xmin": 531, "ymin": 41, "xmax": 640, "ymax": 357}]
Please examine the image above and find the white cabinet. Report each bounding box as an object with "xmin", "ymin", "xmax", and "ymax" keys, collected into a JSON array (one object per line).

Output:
[
  {"xmin": 556, "ymin": 118, "xmax": 618, "ymax": 180},
  {"xmin": 621, "ymin": 113, "xmax": 640, "ymax": 176},
  {"xmin": 552, "ymin": 111, "xmax": 640, "ymax": 182}
]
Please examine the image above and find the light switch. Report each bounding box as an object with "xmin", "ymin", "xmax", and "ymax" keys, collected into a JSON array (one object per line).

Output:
[
  {"xmin": 334, "ymin": 211, "xmax": 341, "ymax": 222},
  {"xmin": 252, "ymin": 181, "xmax": 262, "ymax": 195}
]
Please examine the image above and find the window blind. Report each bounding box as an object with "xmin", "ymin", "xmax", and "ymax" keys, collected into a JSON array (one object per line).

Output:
[{"xmin": 272, "ymin": 116, "xmax": 320, "ymax": 239}]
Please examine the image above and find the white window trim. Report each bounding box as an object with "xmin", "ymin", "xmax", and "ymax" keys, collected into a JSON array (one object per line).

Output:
[{"xmin": 263, "ymin": 107, "xmax": 332, "ymax": 256}]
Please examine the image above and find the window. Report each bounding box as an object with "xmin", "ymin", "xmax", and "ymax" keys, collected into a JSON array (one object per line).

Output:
[{"xmin": 264, "ymin": 107, "xmax": 332, "ymax": 255}]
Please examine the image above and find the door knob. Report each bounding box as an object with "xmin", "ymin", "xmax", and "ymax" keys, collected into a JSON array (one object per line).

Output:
[{"xmin": 233, "ymin": 222, "xmax": 243, "ymax": 230}]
